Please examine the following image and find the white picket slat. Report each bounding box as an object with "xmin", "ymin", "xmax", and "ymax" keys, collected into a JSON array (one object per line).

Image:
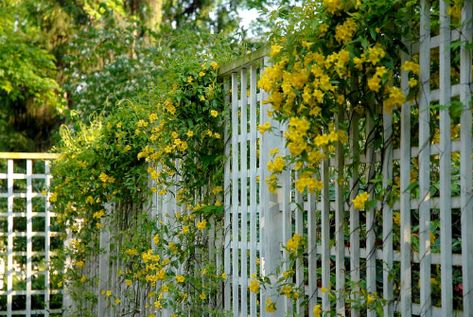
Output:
[
  {"xmin": 249, "ymin": 64, "xmax": 258, "ymax": 316},
  {"xmin": 439, "ymin": 0, "xmax": 453, "ymax": 315},
  {"xmin": 231, "ymin": 72, "xmax": 240, "ymax": 315},
  {"xmin": 349, "ymin": 114, "xmax": 360, "ymax": 317},
  {"xmin": 223, "ymin": 79, "xmax": 232, "ymax": 311},
  {"xmin": 400, "ymin": 51, "xmax": 412, "ymax": 317},
  {"xmin": 240, "ymin": 68, "xmax": 249, "ymax": 316},
  {"xmin": 419, "ymin": 2, "xmax": 432, "ymax": 315},
  {"xmin": 383, "ymin": 108, "xmax": 394, "ymax": 317},
  {"xmin": 320, "ymin": 159, "xmax": 330, "ymax": 313},
  {"xmin": 460, "ymin": 0, "xmax": 473, "ymax": 314},
  {"xmin": 335, "ymin": 109, "xmax": 345, "ymax": 316}
]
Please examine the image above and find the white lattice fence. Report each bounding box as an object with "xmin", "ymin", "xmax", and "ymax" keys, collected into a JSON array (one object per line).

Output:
[
  {"xmin": 220, "ymin": 0, "xmax": 473, "ymax": 316},
  {"xmin": 0, "ymin": 153, "xmax": 63, "ymax": 317}
]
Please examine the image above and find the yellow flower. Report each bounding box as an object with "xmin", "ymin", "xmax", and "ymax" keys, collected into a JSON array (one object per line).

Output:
[
  {"xmin": 249, "ymin": 279, "xmax": 260, "ymax": 293},
  {"xmin": 186, "ymin": 130, "xmax": 194, "ymax": 137},
  {"xmin": 281, "ymin": 284, "xmax": 293, "ymax": 297},
  {"xmin": 270, "ymin": 44, "xmax": 283, "ymax": 57},
  {"xmin": 114, "ymin": 298, "xmax": 121, "ymax": 305},
  {"xmin": 221, "ymin": 272, "xmax": 227, "ymax": 280},
  {"xmin": 148, "ymin": 113, "xmax": 158, "ymax": 122},
  {"xmin": 75, "ymin": 260, "xmax": 85, "ymax": 268},
  {"xmin": 200, "ymin": 292, "xmax": 206, "ymax": 301},
  {"xmin": 210, "ymin": 110, "xmax": 219, "ymax": 117},
  {"xmin": 352, "ymin": 192, "xmax": 370, "ymax": 210},
  {"xmin": 321, "ymin": 287, "xmax": 329, "ymax": 294},
  {"xmin": 125, "ymin": 248, "xmax": 138, "ymax": 256},
  {"xmin": 99, "ymin": 172, "xmax": 108, "ymax": 183},
  {"xmin": 265, "ymin": 298, "xmax": 277, "ymax": 312},
  {"xmin": 153, "ymin": 234, "xmax": 159, "ymax": 246},
  {"xmin": 367, "ymin": 293, "xmax": 376, "ymax": 304},
  {"xmin": 393, "ymin": 212, "xmax": 401, "ymax": 226},
  {"xmin": 408, "ymin": 77, "xmax": 418, "ymax": 88},
  {"xmin": 187, "ymin": 76, "xmax": 193, "ymax": 83},
  {"xmin": 125, "ymin": 279, "xmax": 132, "ymax": 286},
  {"xmin": 86, "ymin": 196, "xmax": 94, "ymax": 205},
  {"xmin": 93, "ymin": 210, "xmax": 105, "ymax": 219},
  {"xmin": 402, "ymin": 60, "xmax": 420, "ymax": 74},
  {"xmin": 154, "ymin": 300, "xmax": 162, "ymax": 309},
  {"xmin": 176, "ymin": 275, "xmax": 185, "ymax": 283},
  {"xmin": 313, "ymin": 304, "xmax": 322, "ymax": 317},
  {"xmin": 258, "ymin": 122, "xmax": 271, "ymax": 134},
  {"xmin": 49, "ymin": 192, "xmax": 57, "ymax": 203},
  {"xmin": 199, "ymin": 71, "xmax": 206, "ymax": 77},
  {"xmin": 267, "ymin": 156, "xmax": 286, "ymax": 173},
  {"xmin": 106, "ymin": 290, "xmax": 112, "ymax": 297},
  {"xmin": 211, "ymin": 61, "xmax": 219, "ymax": 70},
  {"xmin": 197, "ymin": 220, "xmax": 207, "ymax": 230},
  {"xmin": 286, "ymin": 233, "xmax": 303, "ymax": 254},
  {"xmin": 182, "ymin": 225, "xmax": 189, "ymax": 234},
  {"xmin": 335, "ymin": 18, "xmax": 357, "ymax": 44}
]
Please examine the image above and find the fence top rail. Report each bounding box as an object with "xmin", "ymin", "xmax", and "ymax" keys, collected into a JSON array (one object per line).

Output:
[
  {"xmin": 0, "ymin": 152, "xmax": 60, "ymax": 160},
  {"xmin": 219, "ymin": 47, "xmax": 268, "ymax": 76}
]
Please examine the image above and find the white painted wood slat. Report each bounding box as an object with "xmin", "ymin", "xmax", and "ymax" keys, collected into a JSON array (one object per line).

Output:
[
  {"xmin": 460, "ymin": 0, "xmax": 473, "ymax": 314},
  {"xmin": 240, "ymin": 68, "xmax": 249, "ymax": 316},
  {"xmin": 439, "ymin": 1, "xmax": 453, "ymax": 315},
  {"xmin": 231, "ymin": 72, "xmax": 240, "ymax": 315}
]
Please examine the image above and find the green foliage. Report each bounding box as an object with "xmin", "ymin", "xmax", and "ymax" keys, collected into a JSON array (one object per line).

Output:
[{"xmin": 0, "ymin": 0, "xmax": 64, "ymax": 151}]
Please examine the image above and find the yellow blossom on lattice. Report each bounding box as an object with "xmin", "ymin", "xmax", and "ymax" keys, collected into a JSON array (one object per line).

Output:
[
  {"xmin": 197, "ymin": 220, "xmax": 207, "ymax": 231},
  {"xmin": 267, "ymin": 156, "xmax": 286, "ymax": 173},
  {"xmin": 154, "ymin": 300, "xmax": 162, "ymax": 309},
  {"xmin": 211, "ymin": 186, "xmax": 222, "ymax": 195},
  {"xmin": 265, "ymin": 298, "xmax": 277, "ymax": 312},
  {"xmin": 281, "ymin": 284, "xmax": 293, "ymax": 297},
  {"xmin": 352, "ymin": 192, "xmax": 370, "ymax": 210},
  {"xmin": 313, "ymin": 304, "xmax": 322, "ymax": 317},
  {"xmin": 182, "ymin": 225, "xmax": 189, "ymax": 234},
  {"xmin": 314, "ymin": 134, "xmax": 330, "ymax": 147},
  {"xmin": 176, "ymin": 275, "xmax": 185, "ymax": 283},
  {"xmin": 258, "ymin": 122, "xmax": 271, "ymax": 134},
  {"xmin": 409, "ymin": 77, "xmax": 418, "ymax": 87},
  {"xmin": 114, "ymin": 298, "xmax": 121, "ymax": 305},
  {"xmin": 402, "ymin": 60, "xmax": 420, "ymax": 74},
  {"xmin": 249, "ymin": 279, "xmax": 260, "ymax": 293},
  {"xmin": 221, "ymin": 272, "xmax": 227, "ymax": 280},
  {"xmin": 93, "ymin": 209, "xmax": 105, "ymax": 219},
  {"xmin": 286, "ymin": 233, "xmax": 303, "ymax": 254},
  {"xmin": 125, "ymin": 279, "xmax": 132, "ymax": 286},
  {"xmin": 384, "ymin": 86, "xmax": 405, "ymax": 113},
  {"xmin": 210, "ymin": 110, "xmax": 219, "ymax": 118}
]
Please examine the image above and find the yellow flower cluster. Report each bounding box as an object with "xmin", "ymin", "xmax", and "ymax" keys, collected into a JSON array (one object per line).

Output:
[
  {"xmin": 286, "ymin": 233, "xmax": 303, "ymax": 254},
  {"xmin": 335, "ymin": 18, "xmax": 357, "ymax": 44},
  {"xmin": 295, "ymin": 173, "xmax": 323, "ymax": 193},
  {"xmin": 352, "ymin": 192, "xmax": 369, "ymax": 210},
  {"xmin": 267, "ymin": 156, "xmax": 286, "ymax": 173},
  {"xmin": 249, "ymin": 279, "xmax": 260, "ymax": 293},
  {"xmin": 384, "ymin": 86, "xmax": 405, "ymax": 113}
]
